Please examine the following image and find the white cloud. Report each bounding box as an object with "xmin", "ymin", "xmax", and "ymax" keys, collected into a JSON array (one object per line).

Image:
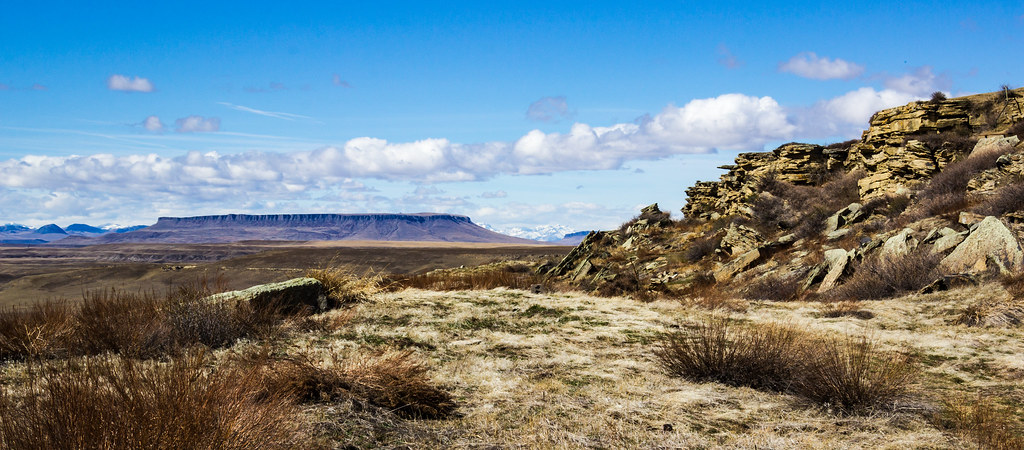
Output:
[
  {"xmin": 175, "ymin": 115, "xmax": 220, "ymax": 133},
  {"xmin": 107, "ymin": 74, "xmax": 154, "ymax": 92},
  {"xmin": 526, "ymin": 96, "xmax": 573, "ymax": 122},
  {"xmin": 779, "ymin": 52, "xmax": 864, "ymax": 80},
  {"xmin": 883, "ymin": 66, "xmax": 949, "ymax": 96},
  {"xmin": 142, "ymin": 116, "xmax": 164, "ymax": 132}
]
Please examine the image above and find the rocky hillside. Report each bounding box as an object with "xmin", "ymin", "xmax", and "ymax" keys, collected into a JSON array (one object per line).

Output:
[
  {"xmin": 78, "ymin": 213, "xmax": 541, "ymax": 245},
  {"xmin": 548, "ymin": 87, "xmax": 1024, "ymax": 301}
]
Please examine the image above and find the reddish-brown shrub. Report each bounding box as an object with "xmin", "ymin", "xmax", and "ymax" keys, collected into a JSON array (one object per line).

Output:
[{"xmin": 826, "ymin": 250, "xmax": 941, "ymax": 301}]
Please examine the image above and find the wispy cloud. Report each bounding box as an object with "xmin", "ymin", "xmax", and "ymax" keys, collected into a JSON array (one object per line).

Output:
[
  {"xmin": 244, "ymin": 82, "xmax": 287, "ymax": 93},
  {"xmin": 217, "ymin": 102, "xmax": 315, "ymax": 121},
  {"xmin": 332, "ymin": 74, "xmax": 352, "ymax": 88},
  {"xmin": 175, "ymin": 115, "xmax": 220, "ymax": 133},
  {"xmin": 716, "ymin": 43, "xmax": 742, "ymax": 69},
  {"xmin": 526, "ymin": 96, "xmax": 573, "ymax": 123},
  {"xmin": 30, "ymin": 84, "xmax": 48, "ymax": 91},
  {"xmin": 107, "ymin": 74, "xmax": 154, "ymax": 92},
  {"xmin": 779, "ymin": 52, "xmax": 864, "ymax": 80}
]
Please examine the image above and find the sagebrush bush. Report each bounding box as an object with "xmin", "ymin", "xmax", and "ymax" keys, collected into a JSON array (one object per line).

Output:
[
  {"xmin": 743, "ymin": 273, "xmax": 802, "ymax": 301},
  {"xmin": 0, "ymin": 351, "xmax": 301, "ymax": 449},
  {"xmin": 683, "ymin": 235, "xmax": 720, "ymax": 263},
  {"xmin": 306, "ymin": 267, "xmax": 378, "ymax": 305}
]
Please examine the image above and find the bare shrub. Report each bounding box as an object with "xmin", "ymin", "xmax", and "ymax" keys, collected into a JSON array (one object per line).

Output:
[
  {"xmin": 74, "ymin": 289, "xmax": 168, "ymax": 358},
  {"xmin": 905, "ymin": 144, "xmax": 1009, "ymax": 221},
  {"xmin": 937, "ymin": 394, "xmax": 1024, "ymax": 450},
  {"xmin": 974, "ymin": 183, "xmax": 1024, "ymax": 216},
  {"xmin": 827, "ymin": 250, "xmax": 941, "ymax": 301},
  {"xmin": 257, "ymin": 349, "xmax": 457, "ymax": 419},
  {"xmin": 0, "ymin": 302, "xmax": 75, "ymax": 362},
  {"xmin": 930, "ymin": 91, "xmax": 947, "ymax": 103},
  {"xmin": 683, "ymin": 235, "xmax": 721, "ymax": 263},
  {"xmin": 905, "ymin": 131, "xmax": 978, "ymax": 156},
  {"xmin": 655, "ymin": 317, "xmax": 801, "ymax": 391},
  {"xmin": 1007, "ymin": 120, "xmax": 1024, "ymax": 140},
  {"xmin": 744, "ymin": 273, "xmax": 802, "ymax": 301},
  {"xmin": 793, "ymin": 335, "xmax": 917, "ymax": 412},
  {"xmin": 825, "ymin": 139, "xmax": 859, "ymax": 151},
  {"xmin": 0, "ymin": 351, "xmax": 301, "ymax": 449}
]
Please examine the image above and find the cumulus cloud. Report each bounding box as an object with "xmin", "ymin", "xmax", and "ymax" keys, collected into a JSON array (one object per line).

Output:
[
  {"xmin": 882, "ymin": 66, "xmax": 950, "ymax": 96},
  {"xmin": 716, "ymin": 43, "xmax": 742, "ymax": 69},
  {"xmin": 142, "ymin": 116, "xmax": 164, "ymax": 132},
  {"xmin": 526, "ymin": 96, "xmax": 573, "ymax": 123},
  {"xmin": 175, "ymin": 115, "xmax": 220, "ymax": 133},
  {"xmin": 107, "ymin": 74, "xmax": 154, "ymax": 92},
  {"xmin": 332, "ymin": 74, "xmax": 352, "ymax": 88},
  {"xmin": 779, "ymin": 52, "xmax": 864, "ymax": 80}
]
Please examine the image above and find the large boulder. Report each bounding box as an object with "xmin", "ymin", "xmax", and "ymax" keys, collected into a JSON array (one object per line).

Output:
[
  {"xmin": 206, "ymin": 277, "xmax": 329, "ymax": 313},
  {"xmin": 941, "ymin": 216, "xmax": 1024, "ymax": 274},
  {"xmin": 720, "ymin": 223, "xmax": 763, "ymax": 256},
  {"xmin": 818, "ymin": 249, "xmax": 852, "ymax": 292}
]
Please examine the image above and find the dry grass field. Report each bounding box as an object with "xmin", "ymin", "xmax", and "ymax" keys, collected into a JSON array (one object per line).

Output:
[{"xmin": 1, "ymin": 258, "xmax": 1022, "ymax": 448}]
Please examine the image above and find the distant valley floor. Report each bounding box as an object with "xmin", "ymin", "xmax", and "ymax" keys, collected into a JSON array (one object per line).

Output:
[{"xmin": 0, "ymin": 241, "xmax": 572, "ymax": 308}]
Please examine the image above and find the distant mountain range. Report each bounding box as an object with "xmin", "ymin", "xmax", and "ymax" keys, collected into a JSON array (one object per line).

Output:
[
  {"xmin": 0, "ymin": 223, "xmax": 145, "ymax": 244},
  {"xmin": 2, "ymin": 214, "xmax": 587, "ymax": 245}
]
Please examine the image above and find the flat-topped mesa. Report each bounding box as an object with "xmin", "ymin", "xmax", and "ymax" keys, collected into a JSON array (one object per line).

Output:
[
  {"xmin": 683, "ymin": 88, "xmax": 1024, "ymax": 220},
  {"xmin": 148, "ymin": 213, "xmax": 473, "ymax": 229}
]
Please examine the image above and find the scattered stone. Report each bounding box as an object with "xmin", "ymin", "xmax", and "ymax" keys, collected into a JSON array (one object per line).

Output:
[
  {"xmin": 720, "ymin": 223, "xmax": 763, "ymax": 256},
  {"xmin": 714, "ymin": 248, "xmax": 761, "ymax": 283},
  {"xmin": 824, "ymin": 202, "xmax": 865, "ymax": 235},
  {"xmin": 881, "ymin": 228, "xmax": 918, "ymax": 258},
  {"xmin": 941, "ymin": 216, "xmax": 1024, "ymax": 274},
  {"xmin": 958, "ymin": 211, "xmax": 986, "ymax": 226},
  {"xmin": 932, "ymin": 230, "xmax": 967, "ymax": 254},
  {"xmin": 818, "ymin": 249, "xmax": 851, "ymax": 292},
  {"xmin": 919, "ymin": 274, "xmax": 980, "ymax": 294}
]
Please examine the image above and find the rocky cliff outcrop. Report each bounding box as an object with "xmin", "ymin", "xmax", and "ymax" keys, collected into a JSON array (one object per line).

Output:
[{"xmin": 552, "ymin": 88, "xmax": 1024, "ymax": 301}]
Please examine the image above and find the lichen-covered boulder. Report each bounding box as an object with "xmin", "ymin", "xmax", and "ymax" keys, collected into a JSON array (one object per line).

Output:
[
  {"xmin": 941, "ymin": 216, "xmax": 1024, "ymax": 274},
  {"xmin": 206, "ymin": 277, "xmax": 328, "ymax": 313}
]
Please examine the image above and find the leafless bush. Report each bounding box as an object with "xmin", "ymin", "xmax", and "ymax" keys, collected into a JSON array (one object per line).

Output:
[
  {"xmin": 974, "ymin": 183, "xmax": 1024, "ymax": 216},
  {"xmin": 930, "ymin": 91, "xmax": 947, "ymax": 103},
  {"xmin": 744, "ymin": 273, "xmax": 802, "ymax": 301},
  {"xmin": 1007, "ymin": 120, "xmax": 1024, "ymax": 140},
  {"xmin": 827, "ymin": 250, "xmax": 942, "ymax": 301},
  {"xmin": 0, "ymin": 302, "xmax": 75, "ymax": 362},
  {"xmin": 793, "ymin": 335, "xmax": 917, "ymax": 412},
  {"xmin": 0, "ymin": 351, "xmax": 301, "ymax": 449},
  {"xmin": 655, "ymin": 317, "xmax": 801, "ymax": 391},
  {"xmin": 683, "ymin": 235, "xmax": 721, "ymax": 263}
]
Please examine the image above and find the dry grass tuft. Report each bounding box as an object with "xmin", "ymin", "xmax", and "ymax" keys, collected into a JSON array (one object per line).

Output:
[
  {"xmin": 793, "ymin": 335, "xmax": 917, "ymax": 413},
  {"xmin": 0, "ymin": 302, "xmax": 76, "ymax": 361},
  {"xmin": 0, "ymin": 351, "xmax": 302, "ymax": 449},
  {"xmin": 819, "ymin": 301, "xmax": 875, "ymax": 319},
  {"xmin": 255, "ymin": 349, "xmax": 457, "ymax": 419},
  {"xmin": 387, "ymin": 263, "xmax": 545, "ymax": 292},
  {"xmin": 655, "ymin": 317, "xmax": 801, "ymax": 392},
  {"xmin": 937, "ymin": 394, "xmax": 1024, "ymax": 450},
  {"xmin": 657, "ymin": 318, "xmax": 916, "ymax": 413},
  {"xmin": 306, "ymin": 267, "xmax": 379, "ymax": 305}
]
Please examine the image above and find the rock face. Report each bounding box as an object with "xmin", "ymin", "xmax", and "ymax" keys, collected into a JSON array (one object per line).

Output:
[
  {"xmin": 206, "ymin": 277, "xmax": 331, "ymax": 313},
  {"xmin": 87, "ymin": 213, "xmax": 540, "ymax": 245},
  {"xmin": 683, "ymin": 89, "xmax": 1024, "ymax": 219},
  {"xmin": 941, "ymin": 216, "xmax": 1024, "ymax": 274}
]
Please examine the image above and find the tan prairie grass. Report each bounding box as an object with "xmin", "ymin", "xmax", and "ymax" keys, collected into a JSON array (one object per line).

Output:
[
  {"xmin": 314, "ymin": 288, "xmax": 964, "ymax": 448},
  {"xmin": 0, "ymin": 351, "xmax": 302, "ymax": 450},
  {"xmin": 937, "ymin": 394, "xmax": 1024, "ymax": 450}
]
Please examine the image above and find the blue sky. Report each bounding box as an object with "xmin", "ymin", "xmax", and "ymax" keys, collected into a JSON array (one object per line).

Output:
[{"xmin": 1, "ymin": 1, "xmax": 1022, "ymax": 235}]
